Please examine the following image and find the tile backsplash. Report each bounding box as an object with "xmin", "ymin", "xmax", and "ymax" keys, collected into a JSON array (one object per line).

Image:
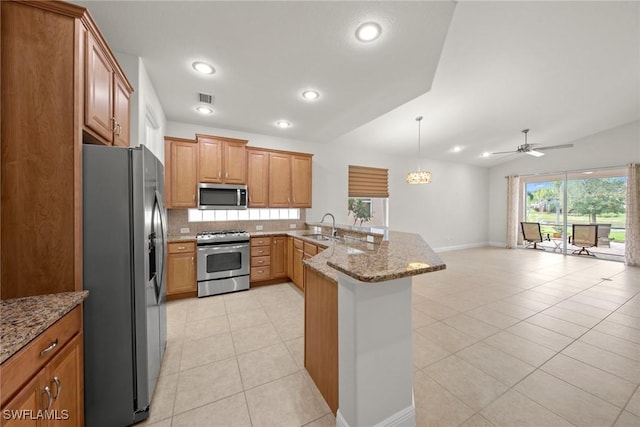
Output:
[{"xmin": 167, "ymin": 209, "xmax": 307, "ymax": 236}]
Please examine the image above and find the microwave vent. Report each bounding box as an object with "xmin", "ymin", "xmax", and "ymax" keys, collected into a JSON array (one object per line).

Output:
[{"xmin": 198, "ymin": 93, "xmax": 213, "ymax": 104}]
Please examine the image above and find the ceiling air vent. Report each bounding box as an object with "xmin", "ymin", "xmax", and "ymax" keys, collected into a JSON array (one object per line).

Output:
[{"xmin": 198, "ymin": 93, "xmax": 213, "ymax": 104}]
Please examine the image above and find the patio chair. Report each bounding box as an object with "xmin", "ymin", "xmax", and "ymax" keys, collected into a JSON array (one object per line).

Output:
[
  {"xmin": 597, "ymin": 223, "xmax": 612, "ymax": 248},
  {"xmin": 571, "ymin": 224, "xmax": 598, "ymax": 256},
  {"xmin": 520, "ymin": 222, "xmax": 546, "ymax": 250}
]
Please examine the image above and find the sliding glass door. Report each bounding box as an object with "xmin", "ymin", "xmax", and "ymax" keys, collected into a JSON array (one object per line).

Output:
[{"xmin": 522, "ymin": 168, "xmax": 627, "ymax": 261}]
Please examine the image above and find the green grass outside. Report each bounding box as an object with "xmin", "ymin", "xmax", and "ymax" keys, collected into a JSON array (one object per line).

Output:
[{"xmin": 527, "ymin": 211, "xmax": 626, "ymax": 243}]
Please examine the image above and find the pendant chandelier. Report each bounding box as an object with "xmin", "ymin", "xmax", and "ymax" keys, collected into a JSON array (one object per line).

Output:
[{"xmin": 406, "ymin": 116, "xmax": 432, "ymax": 184}]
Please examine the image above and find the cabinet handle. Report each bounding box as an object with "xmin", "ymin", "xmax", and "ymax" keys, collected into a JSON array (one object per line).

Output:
[
  {"xmin": 226, "ymin": 172, "xmax": 229, "ymax": 178},
  {"xmin": 178, "ymin": 246, "xmax": 186, "ymax": 250},
  {"xmin": 288, "ymin": 197, "xmax": 291, "ymax": 203},
  {"xmin": 191, "ymin": 256, "xmax": 194, "ymax": 263},
  {"xmin": 218, "ymin": 171, "xmax": 222, "ymax": 178},
  {"xmin": 111, "ymin": 117, "xmax": 117, "ymax": 133},
  {"xmin": 42, "ymin": 386, "xmax": 53, "ymax": 410},
  {"xmin": 40, "ymin": 339, "xmax": 58, "ymax": 356},
  {"xmin": 192, "ymin": 193, "xmax": 196, "ymax": 202},
  {"xmin": 115, "ymin": 123, "xmax": 122, "ymax": 136},
  {"xmin": 51, "ymin": 376, "xmax": 62, "ymax": 402}
]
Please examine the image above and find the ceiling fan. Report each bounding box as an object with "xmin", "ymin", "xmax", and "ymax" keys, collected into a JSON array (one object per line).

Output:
[{"xmin": 491, "ymin": 129, "xmax": 574, "ymax": 157}]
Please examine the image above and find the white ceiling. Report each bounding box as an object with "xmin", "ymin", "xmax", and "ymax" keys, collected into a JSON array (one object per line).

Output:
[{"xmin": 79, "ymin": 1, "xmax": 639, "ymax": 167}]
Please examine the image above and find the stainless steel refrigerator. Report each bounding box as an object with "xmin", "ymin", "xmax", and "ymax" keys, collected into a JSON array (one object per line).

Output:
[{"xmin": 83, "ymin": 144, "xmax": 167, "ymax": 426}]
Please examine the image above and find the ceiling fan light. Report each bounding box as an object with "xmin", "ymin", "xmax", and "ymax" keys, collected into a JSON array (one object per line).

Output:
[
  {"xmin": 526, "ymin": 150, "xmax": 544, "ymax": 157},
  {"xmin": 406, "ymin": 170, "xmax": 432, "ymax": 184}
]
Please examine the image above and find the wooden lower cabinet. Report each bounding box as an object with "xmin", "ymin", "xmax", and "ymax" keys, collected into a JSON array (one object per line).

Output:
[
  {"xmin": 2, "ymin": 374, "xmax": 44, "ymax": 427},
  {"xmin": 304, "ymin": 267, "xmax": 338, "ymax": 414},
  {"xmin": 166, "ymin": 242, "xmax": 196, "ymax": 299},
  {"xmin": 286, "ymin": 237, "xmax": 294, "ymax": 278},
  {"xmin": 292, "ymin": 239, "xmax": 305, "ymax": 290},
  {"xmin": 0, "ymin": 308, "xmax": 83, "ymax": 427},
  {"xmin": 271, "ymin": 237, "xmax": 287, "ymax": 279},
  {"xmin": 250, "ymin": 236, "xmax": 289, "ymax": 284}
]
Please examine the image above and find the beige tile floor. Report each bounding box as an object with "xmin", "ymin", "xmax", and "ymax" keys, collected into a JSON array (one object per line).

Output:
[{"xmin": 140, "ymin": 247, "xmax": 640, "ymax": 427}]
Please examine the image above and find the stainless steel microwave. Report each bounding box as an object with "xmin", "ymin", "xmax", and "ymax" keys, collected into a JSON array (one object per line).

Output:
[{"xmin": 198, "ymin": 183, "xmax": 248, "ymax": 210}]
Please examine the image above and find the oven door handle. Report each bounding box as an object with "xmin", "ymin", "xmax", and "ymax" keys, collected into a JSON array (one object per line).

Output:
[{"xmin": 198, "ymin": 243, "xmax": 249, "ymax": 252}]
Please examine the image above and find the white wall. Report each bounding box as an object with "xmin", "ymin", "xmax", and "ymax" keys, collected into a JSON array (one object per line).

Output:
[
  {"xmin": 115, "ymin": 53, "xmax": 167, "ymax": 163},
  {"xmin": 166, "ymin": 121, "xmax": 490, "ymax": 251},
  {"xmin": 487, "ymin": 120, "xmax": 640, "ymax": 245}
]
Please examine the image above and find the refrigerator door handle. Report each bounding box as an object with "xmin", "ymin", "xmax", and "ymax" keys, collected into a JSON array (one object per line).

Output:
[{"xmin": 155, "ymin": 190, "xmax": 167, "ymax": 299}]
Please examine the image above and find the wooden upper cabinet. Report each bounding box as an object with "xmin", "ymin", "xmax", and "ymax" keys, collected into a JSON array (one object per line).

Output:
[
  {"xmin": 224, "ymin": 141, "xmax": 247, "ymax": 184},
  {"xmin": 113, "ymin": 76, "xmax": 131, "ymax": 147},
  {"xmin": 247, "ymin": 149, "xmax": 269, "ymax": 208},
  {"xmin": 267, "ymin": 151, "xmax": 313, "ymax": 208},
  {"xmin": 292, "ymin": 154, "xmax": 312, "ymax": 208},
  {"xmin": 269, "ymin": 152, "xmax": 293, "ymax": 207},
  {"xmin": 199, "ymin": 138, "xmax": 223, "ymax": 183},
  {"xmin": 84, "ymin": 29, "xmax": 133, "ymax": 147},
  {"xmin": 165, "ymin": 138, "xmax": 198, "ymax": 208},
  {"xmin": 85, "ymin": 31, "xmax": 113, "ymax": 143},
  {"xmin": 196, "ymin": 134, "xmax": 247, "ymax": 184}
]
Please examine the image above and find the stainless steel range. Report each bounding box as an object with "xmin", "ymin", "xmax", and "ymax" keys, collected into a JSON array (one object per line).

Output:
[{"xmin": 196, "ymin": 229, "xmax": 250, "ymax": 297}]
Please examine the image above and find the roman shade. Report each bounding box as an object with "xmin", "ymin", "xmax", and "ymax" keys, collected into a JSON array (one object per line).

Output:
[{"xmin": 348, "ymin": 165, "xmax": 389, "ymax": 198}]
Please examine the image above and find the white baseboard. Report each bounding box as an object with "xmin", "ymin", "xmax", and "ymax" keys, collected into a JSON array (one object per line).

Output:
[
  {"xmin": 489, "ymin": 241, "xmax": 507, "ymax": 248},
  {"xmin": 433, "ymin": 242, "xmax": 490, "ymax": 253},
  {"xmin": 336, "ymin": 401, "xmax": 416, "ymax": 427}
]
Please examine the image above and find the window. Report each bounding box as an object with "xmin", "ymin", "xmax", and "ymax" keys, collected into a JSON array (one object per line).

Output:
[
  {"xmin": 188, "ymin": 208, "xmax": 300, "ymax": 222},
  {"xmin": 348, "ymin": 165, "xmax": 389, "ymax": 227}
]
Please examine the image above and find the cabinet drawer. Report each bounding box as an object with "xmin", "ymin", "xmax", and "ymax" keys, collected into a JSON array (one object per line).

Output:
[
  {"xmin": 168, "ymin": 241, "xmax": 196, "ymax": 254},
  {"xmin": 251, "ymin": 266, "xmax": 271, "ymax": 281},
  {"xmin": 251, "ymin": 256, "xmax": 270, "ymax": 267},
  {"xmin": 304, "ymin": 242, "xmax": 318, "ymax": 256},
  {"xmin": 294, "ymin": 238, "xmax": 304, "ymax": 250},
  {"xmin": 251, "ymin": 246, "xmax": 271, "ymax": 257},
  {"xmin": 251, "ymin": 237, "xmax": 271, "ymax": 247},
  {"xmin": 1, "ymin": 306, "xmax": 81, "ymax": 405}
]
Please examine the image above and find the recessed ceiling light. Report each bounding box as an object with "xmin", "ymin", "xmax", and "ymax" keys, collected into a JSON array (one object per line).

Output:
[
  {"xmin": 275, "ymin": 120, "xmax": 291, "ymax": 128},
  {"xmin": 452, "ymin": 146, "xmax": 463, "ymax": 153},
  {"xmin": 583, "ymin": 171, "xmax": 594, "ymax": 175},
  {"xmin": 192, "ymin": 61, "xmax": 215, "ymax": 75},
  {"xmin": 302, "ymin": 90, "xmax": 320, "ymax": 101},
  {"xmin": 195, "ymin": 106, "xmax": 213, "ymax": 115},
  {"xmin": 481, "ymin": 152, "xmax": 491, "ymax": 158},
  {"xmin": 355, "ymin": 22, "xmax": 382, "ymax": 42}
]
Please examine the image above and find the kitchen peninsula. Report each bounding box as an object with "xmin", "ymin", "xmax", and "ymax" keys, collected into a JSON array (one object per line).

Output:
[
  {"xmin": 167, "ymin": 222, "xmax": 445, "ymax": 426},
  {"xmin": 301, "ymin": 225, "xmax": 445, "ymax": 427}
]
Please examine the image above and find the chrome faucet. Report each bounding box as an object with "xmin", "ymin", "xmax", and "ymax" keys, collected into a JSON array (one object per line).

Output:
[{"xmin": 321, "ymin": 213, "xmax": 337, "ymax": 237}]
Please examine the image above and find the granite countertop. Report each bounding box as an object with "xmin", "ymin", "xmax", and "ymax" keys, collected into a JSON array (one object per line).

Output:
[
  {"xmin": 0, "ymin": 291, "xmax": 89, "ymax": 364},
  {"xmin": 168, "ymin": 224, "xmax": 445, "ymax": 283},
  {"xmin": 303, "ymin": 230, "xmax": 446, "ymax": 283},
  {"xmin": 167, "ymin": 235, "xmax": 197, "ymax": 242}
]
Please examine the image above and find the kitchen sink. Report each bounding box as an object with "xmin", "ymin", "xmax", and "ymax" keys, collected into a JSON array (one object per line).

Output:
[{"xmin": 303, "ymin": 233, "xmax": 331, "ymax": 241}]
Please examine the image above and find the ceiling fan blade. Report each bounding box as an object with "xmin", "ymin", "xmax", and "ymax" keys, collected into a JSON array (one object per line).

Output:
[
  {"xmin": 490, "ymin": 150, "xmax": 518, "ymax": 155},
  {"xmin": 526, "ymin": 150, "xmax": 544, "ymax": 157},
  {"xmin": 536, "ymin": 143, "xmax": 574, "ymax": 151}
]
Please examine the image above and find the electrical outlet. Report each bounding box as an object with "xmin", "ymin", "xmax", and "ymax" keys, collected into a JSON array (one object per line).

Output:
[
  {"xmin": 256, "ymin": 225, "xmax": 264, "ymax": 231},
  {"xmin": 367, "ymin": 235, "xmax": 375, "ymax": 242},
  {"xmin": 289, "ymin": 224, "xmax": 297, "ymax": 229},
  {"xmin": 180, "ymin": 228, "xmax": 190, "ymax": 234}
]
